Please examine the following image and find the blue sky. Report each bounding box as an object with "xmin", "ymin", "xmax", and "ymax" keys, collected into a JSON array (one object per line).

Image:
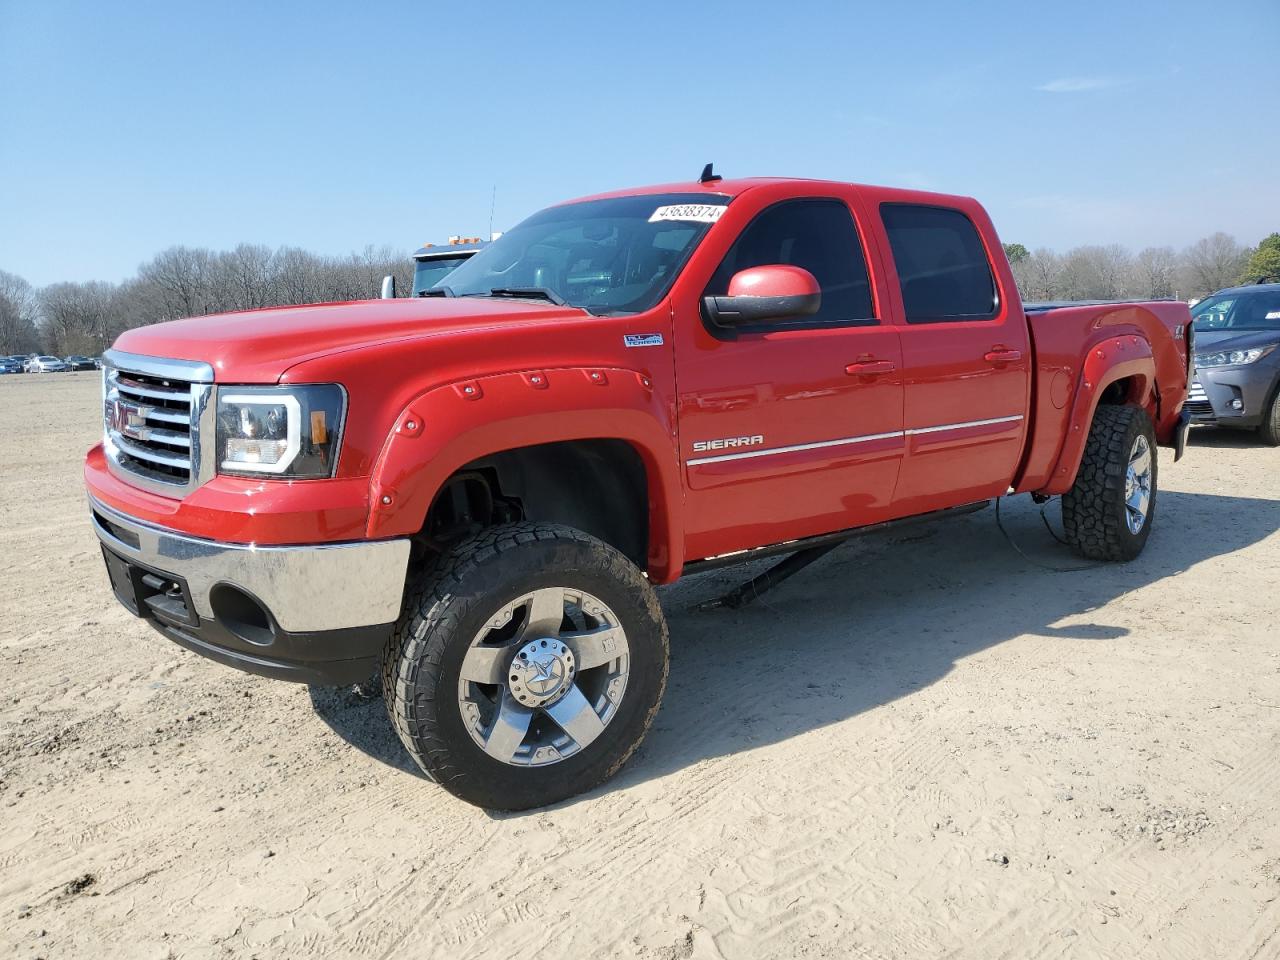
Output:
[{"xmin": 1, "ymin": 0, "xmax": 1276, "ymax": 287}]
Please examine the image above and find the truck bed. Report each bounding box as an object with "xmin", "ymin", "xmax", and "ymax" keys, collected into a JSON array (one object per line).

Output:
[
  {"xmin": 1014, "ymin": 300, "xmax": 1192, "ymax": 495},
  {"xmin": 1023, "ymin": 298, "xmax": 1183, "ymax": 313}
]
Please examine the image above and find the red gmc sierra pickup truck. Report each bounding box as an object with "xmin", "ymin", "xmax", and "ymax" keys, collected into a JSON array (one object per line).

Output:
[{"xmin": 86, "ymin": 171, "xmax": 1192, "ymax": 809}]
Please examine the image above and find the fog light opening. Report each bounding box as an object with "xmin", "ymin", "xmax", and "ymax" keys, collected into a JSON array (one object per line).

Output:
[{"xmin": 210, "ymin": 583, "xmax": 277, "ymax": 646}]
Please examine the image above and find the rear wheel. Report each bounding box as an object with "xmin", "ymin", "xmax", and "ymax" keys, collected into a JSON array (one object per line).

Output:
[
  {"xmin": 1062, "ymin": 404, "xmax": 1157, "ymax": 561},
  {"xmin": 383, "ymin": 522, "xmax": 669, "ymax": 810}
]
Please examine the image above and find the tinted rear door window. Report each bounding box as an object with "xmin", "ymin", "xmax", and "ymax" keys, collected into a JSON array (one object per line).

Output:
[{"xmin": 881, "ymin": 204, "xmax": 998, "ymax": 323}]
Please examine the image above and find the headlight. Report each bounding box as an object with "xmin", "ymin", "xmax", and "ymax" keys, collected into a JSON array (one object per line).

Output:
[
  {"xmin": 1195, "ymin": 345, "xmax": 1276, "ymax": 368},
  {"xmin": 216, "ymin": 384, "xmax": 346, "ymax": 477}
]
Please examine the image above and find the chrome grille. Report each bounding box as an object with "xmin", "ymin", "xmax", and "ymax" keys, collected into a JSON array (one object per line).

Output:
[
  {"xmin": 102, "ymin": 350, "xmax": 215, "ymax": 498},
  {"xmin": 1185, "ymin": 379, "xmax": 1214, "ymax": 419}
]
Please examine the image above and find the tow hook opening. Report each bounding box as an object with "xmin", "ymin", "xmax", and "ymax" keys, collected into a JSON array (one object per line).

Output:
[{"xmin": 210, "ymin": 583, "xmax": 276, "ymax": 646}]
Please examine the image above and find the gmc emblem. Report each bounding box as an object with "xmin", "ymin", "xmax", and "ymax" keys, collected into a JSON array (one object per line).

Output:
[{"xmin": 106, "ymin": 398, "xmax": 153, "ymax": 440}]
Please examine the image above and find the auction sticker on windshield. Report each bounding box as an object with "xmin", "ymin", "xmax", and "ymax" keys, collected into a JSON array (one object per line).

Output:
[{"xmin": 649, "ymin": 204, "xmax": 726, "ymax": 224}]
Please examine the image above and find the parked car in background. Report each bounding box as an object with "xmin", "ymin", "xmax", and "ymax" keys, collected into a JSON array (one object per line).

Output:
[
  {"xmin": 64, "ymin": 355, "xmax": 99, "ymax": 371},
  {"xmin": 24, "ymin": 355, "xmax": 69, "ymax": 373},
  {"xmin": 0, "ymin": 356, "xmax": 24, "ymax": 374},
  {"xmin": 1186, "ymin": 283, "xmax": 1280, "ymax": 444}
]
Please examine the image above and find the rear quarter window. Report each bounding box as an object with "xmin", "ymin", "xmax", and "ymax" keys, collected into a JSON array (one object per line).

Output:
[{"xmin": 881, "ymin": 204, "xmax": 998, "ymax": 323}]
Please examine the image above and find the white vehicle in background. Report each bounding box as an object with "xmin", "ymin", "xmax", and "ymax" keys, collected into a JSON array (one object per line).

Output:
[
  {"xmin": 24, "ymin": 355, "xmax": 69, "ymax": 373},
  {"xmin": 380, "ymin": 235, "xmax": 497, "ymax": 299}
]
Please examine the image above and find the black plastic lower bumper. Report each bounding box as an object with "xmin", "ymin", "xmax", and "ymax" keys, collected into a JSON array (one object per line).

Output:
[
  {"xmin": 149, "ymin": 617, "xmax": 388, "ymax": 686},
  {"xmin": 101, "ymin": 545, "xmax": 390, "ymax": 686},
  {"xmin": 1174, "ymin": 407, "xmax": 1192, "ymax": 461}
]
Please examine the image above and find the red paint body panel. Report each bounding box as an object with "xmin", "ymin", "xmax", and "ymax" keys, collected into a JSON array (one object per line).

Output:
[
  {"xmin": 669, "ymin": 183, "xmax": 906, "ymax": 560},
  {"xmin": 84, "ymin": 444, "xmax": 371, "ymax": 544},
  {"xmin": 1015, "ymin": 301, "xmax": 1190, "ymax": 495},
  {"xmin": 85, "ymin": 176, "xmax": 1191, "ymax": 585},
  {"xmin": 860, "ymin": 193, "xmax": 1032, "ymax": 512},
  {"xmin": 362, "ymin": 365, "xmax": 684, "ymax": 581}
]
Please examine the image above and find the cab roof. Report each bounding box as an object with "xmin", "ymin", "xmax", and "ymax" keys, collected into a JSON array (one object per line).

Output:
[{"xmin": 558, "ymin": 176, "xmax": 979, "ymax": 211}]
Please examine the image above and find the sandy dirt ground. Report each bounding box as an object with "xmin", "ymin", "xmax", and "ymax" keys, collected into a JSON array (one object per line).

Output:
[{"xmin": 1, "ymin": 371, "xmax": 1279, "ymax": 960}]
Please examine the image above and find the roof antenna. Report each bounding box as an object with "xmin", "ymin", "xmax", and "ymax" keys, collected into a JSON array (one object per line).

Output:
[{"xmin": 699, "ymin": 162, "xmax": 722, "ymax": 184}]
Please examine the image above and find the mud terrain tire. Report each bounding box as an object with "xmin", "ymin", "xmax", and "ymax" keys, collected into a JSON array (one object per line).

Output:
[
  {"xmin": 1062, "ymin": 404, "xmax": 1158, "ymax": 561},
  {"xmin": 382, "ymin": 522, "xmax": 668, "ymax": 810}
]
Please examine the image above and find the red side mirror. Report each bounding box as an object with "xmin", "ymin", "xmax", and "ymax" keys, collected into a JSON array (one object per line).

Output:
[
  {"xmin": 705, "ymin": 264, "xmax": 822, "ymax": 327},
  {"xmin": 728, "ymin": 264, "xmax": 820, "ymax": 299}
]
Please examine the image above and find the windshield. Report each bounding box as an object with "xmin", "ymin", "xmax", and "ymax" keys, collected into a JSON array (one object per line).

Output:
[
  {"xmin": 412, "ymin": 255, "xmax": 473, "ymax": 296},
  {"xmin": 1192, "ymin": 288, "xmax": 1280, "ymax": 332},
  {"xmin": 438, "ymin": 193, "xmax": 730, "ymax": 315}
]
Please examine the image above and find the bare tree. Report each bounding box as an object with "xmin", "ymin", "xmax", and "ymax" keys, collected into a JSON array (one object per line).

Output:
[
  {"xmin": 1057, "ymin": 244, "xmax": 1133, "ymax": 300},
  {"xmin": 0, "ymin": 269, "xmax": 42, "ymax": 353},
  {"xmin": 40, "ymin": 281, "xmax": 116, "ymax": 354},
  {"xmin": 1131, "ymin": 246, "xmax": 1179, "ymax": 299},
  {"xmin": 1011, "ymin": 248, "xmax": 1064, "ymax": 301},
  {"xmin": 138, "ymin": 246, "xmax": 216, "ymax": 320},
  {"xmin": 1180, "ymin": 233, "xmax": 1249, "ymax": 298},
  {"xmin": 212, "ymin": 244, "xmax": 278, "ymax": 311}
]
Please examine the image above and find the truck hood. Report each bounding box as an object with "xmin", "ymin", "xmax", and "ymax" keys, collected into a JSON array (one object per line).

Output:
[{"xmin": 112, "ymin": 297, "xmax": 588, "ymax": 382}]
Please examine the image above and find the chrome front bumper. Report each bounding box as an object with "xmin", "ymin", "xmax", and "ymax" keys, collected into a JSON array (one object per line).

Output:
[{"xmin": 89, "ymin": 497, "xmax": 411, "ymax": 633}]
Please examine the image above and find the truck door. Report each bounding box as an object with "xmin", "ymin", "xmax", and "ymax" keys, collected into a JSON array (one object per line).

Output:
[
  {"xmin": 672, "ymin": 194, "xmax": 905, "ymax": 563},
  {"xmin": 872, "ymin": 202, "xmax": 1031, "ymax": 513}
]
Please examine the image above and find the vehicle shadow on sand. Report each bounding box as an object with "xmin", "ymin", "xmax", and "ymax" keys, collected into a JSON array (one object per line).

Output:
[
  {"xmin": 1188, "ymin": 426, "xmax": 1272, "ymax": 449},
  {"xmin": 308, "ymin": 490, "xmax": 1280, "ymax": 799}
]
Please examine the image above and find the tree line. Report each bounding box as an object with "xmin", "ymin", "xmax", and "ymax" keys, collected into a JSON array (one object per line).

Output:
[
  {"xmin": 1002, "ymin": 231, "xmax": 1279, "ymax": 303},
  {"xmin": 0, "ymin": 244, "xmax": 414, "ymax": 356},
  {"xmin": 2, "ymin": 231, "xmax": 1278, "ymax": 357}
]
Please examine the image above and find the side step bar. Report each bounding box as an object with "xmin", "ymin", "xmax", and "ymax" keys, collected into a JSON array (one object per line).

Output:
[{"xmin": 689, "ymin": 500, "xmax": 990, "ymax": 611}]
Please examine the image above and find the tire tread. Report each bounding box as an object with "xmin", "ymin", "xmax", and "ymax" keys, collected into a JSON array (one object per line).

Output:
[
  {"xmin": 382, "ymin": 522, "xmax": 668, "ymax": 807},
  {"xmin": 1061, "ymin": 404, "xmax": 1156, "ymax": 561}
]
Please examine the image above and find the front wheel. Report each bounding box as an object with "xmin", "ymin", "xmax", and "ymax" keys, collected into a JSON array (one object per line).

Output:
[
  {"xmin": 1258, "ymin": 388, "xmax": 1280, "ymax": 446},
  {"xmin": 1062, "ymin": 404, "xmax": 1158, "ymax": 561},
  {"xmin": 383, "ymin": 522, "xmax": 669, "ymax": 810}
]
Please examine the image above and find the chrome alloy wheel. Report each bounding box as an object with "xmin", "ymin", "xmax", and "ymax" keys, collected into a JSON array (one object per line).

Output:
[
  {"xmin": 457, "ymin": 587, "xmax": 629, "ymax": 767},
  {"xmin": 1124, "ymin": 434, "xmax": 1153, "ymax": 534}
]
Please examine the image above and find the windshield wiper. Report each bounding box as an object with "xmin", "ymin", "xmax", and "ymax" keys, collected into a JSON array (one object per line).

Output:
[
  {"xmin": 485, "ymin": 286, "xmax": 566, "ymax": 306},
  {"xmin": 418, "ymin": 286, "xmax": 455, "ymax": 298}
]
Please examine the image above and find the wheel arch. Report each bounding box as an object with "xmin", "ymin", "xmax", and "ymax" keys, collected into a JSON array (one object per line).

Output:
[
  {"xmin": 423, "ymin": 439, "xmax": 652, "ymax": 571},
  {"xmin": 365, "ymin": 368, "xmax": 684, "ymax": 581},
  {"xmin": 1038, "ymin": 338, "xmax": 1158, "ymax": 496}
]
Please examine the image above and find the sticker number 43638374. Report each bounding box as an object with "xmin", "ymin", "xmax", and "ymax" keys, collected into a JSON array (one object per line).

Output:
[{"xmin": 648, "ymin": 204, "xmax": 726, "ymax": 224}]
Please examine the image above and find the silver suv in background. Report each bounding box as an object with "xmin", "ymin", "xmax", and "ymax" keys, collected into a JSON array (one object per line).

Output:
[{"xmin": 1188, "ymin": 284, "xmax": 1280, "ymax": 444}]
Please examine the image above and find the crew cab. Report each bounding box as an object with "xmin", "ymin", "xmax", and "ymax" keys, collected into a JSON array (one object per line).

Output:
[{"xmin": 85, "ymin": 172, "xmax": 1192, "ymax": 810}]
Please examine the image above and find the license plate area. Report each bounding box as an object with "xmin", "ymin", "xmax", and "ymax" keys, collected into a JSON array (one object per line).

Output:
[{"xmin": 100, "ymin": 546, "xmax": 198, "ymax": 627}]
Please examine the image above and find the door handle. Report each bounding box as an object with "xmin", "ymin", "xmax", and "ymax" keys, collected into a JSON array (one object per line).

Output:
[
  {"xmin": 984, "ymin": 348, "xmax": 1023, "ymax": 364},
  {"xmin": 845, "ymin": 360, "xmax": 896, "ymax": 377}
]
